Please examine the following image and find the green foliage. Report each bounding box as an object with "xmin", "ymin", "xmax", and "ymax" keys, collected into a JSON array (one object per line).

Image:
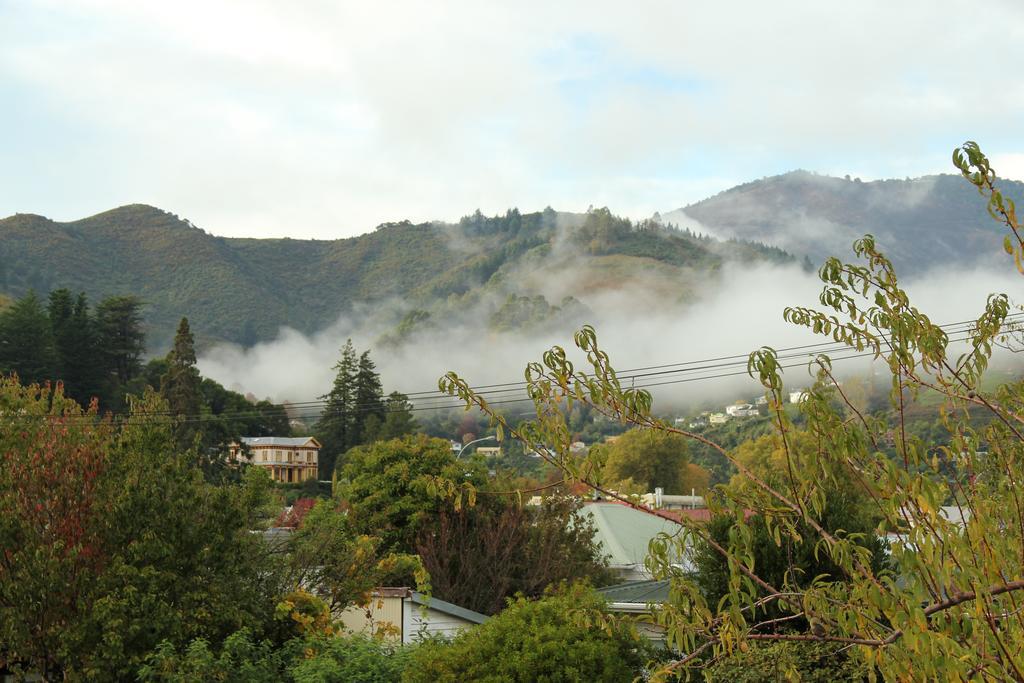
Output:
[
  {"xmin": 160, "ymin": 317, "xmax": 203, "ymax": 448},
  {"xmin": 704, "ymin": 640, "xmax": 867, "ymax": 682},
  {"xmin": 353, "ymin": 350, "xmax": 386, "ymax": 444},
  {"xmin": 138, "ymin": 630, "xmax": 413, "ymax": 683},
  {"xmin": 0, "ymin": 203, "xmax": 798, "ymax": 348},
  {"xmin": 693, "ymin": 503, "xmax": 888, "ymax": 621},
  {"xmin": 405, "ymin": 584, "xmax": 652, "ymax": 683},
  {"xmin": 94, "ymin": 294, "xmax": 145, "ymax": 389},
  {"xmin": 337, "ymin": 435, "xmax": 476, "ymax": 554},
  {"xmin": 138, "ymin": 629, "xmax": 283, "ymax": 683},
  {"xmin": 439, "ymin": 143, "xmax": 1024, "ymax": 681},
  {"xmin": 596, "ymin": 427, "xmax": 708, "ymax": 494},
  {"xmin": 0, "ymin": 380, "xmax": 282, "ymax": 680},
  {"xmin": 197, "ymin": 376, "xmax": 291, "ymax": 449},
  {"xmin": 288, "ymin": 634, "xmax": 414, "ymax": 683},
  {"xmin": 364, "ymin": 391, "xmax": 419, "ymax": 443},
  {"xmin": 316, "ymin": 339, "xmax": 359, "ymax": 477},
  {"xmin": 0, "ymin": 289, "xmax": 57, "ymax": 384},
  {"xmin": 284, "ymin": 500, "xmax": 423, "ymax": 613},
  {"xmin": 488, "ymin": 294, "xmax": 589, "ymax": 333}
]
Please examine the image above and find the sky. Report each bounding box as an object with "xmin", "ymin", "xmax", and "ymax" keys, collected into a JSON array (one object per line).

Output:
[{"xmin": 4, "ymin": 0, "xmax": 1024, "ymax": 239}]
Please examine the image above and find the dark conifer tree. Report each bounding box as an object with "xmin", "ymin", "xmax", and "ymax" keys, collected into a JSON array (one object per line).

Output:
[
  {"xmin": 161, "ymin": 317, "xmax": 202, "ymax": 448},
  {"xmin": 0, "ymin": 291, "xmax": 57, "ymax": 385},
  {"xmin": 47, "ymin": 289, "xmax": 102, "ymax": 405},
  {"xmin": 376, "ymin": 391, "xmax": 418, "ymax": 441},
  {"xmin": 352, "ymin": 349, "xmax": 385, "ymax": 444},
  {"xmin": 95, "ymin": 295, "xmax": 145, "ymax": 405},
  {"xmin": 316, "ymin": 339, "xmax": 358, "ymax": 478}
]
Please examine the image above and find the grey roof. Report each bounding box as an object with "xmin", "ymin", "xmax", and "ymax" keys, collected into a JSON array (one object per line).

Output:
[
  {"xmin": 409, "ymin": 591, "xmax": 489, "ymax": 624},
  {"xmin": 578, "ymin": 502, "xmax": 684, "ymax": 569},
  {"xmin": 598, "ymin": 579, "xmax": 670, "ymax": 604},
  {"xmin": 241, "ymin": 436, "xmax": 320, "ymax": 448}
]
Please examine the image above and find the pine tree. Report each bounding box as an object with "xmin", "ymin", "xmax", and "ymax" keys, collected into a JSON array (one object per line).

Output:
[
  {"xmin": 352, "ymin": 349, "xmax": 385, "ymax": 444},
  {"xmin": 376, "ymin": 391, "xmax": 418, "ymax": 441},
  {"xmin": 94, "ymin": 295, "xmax": 145, "ymax": 406},
  {"xmin": 0, "ymin": 291, "xmax": 57, "ymax": 385},
  {"xmin": 160, "ymin": 317, "xmax": 202, "ymax": 448},
  {"xmin": 316, "ymin": 339, "xmax": 358, "ymax": 478},
  {"xmin": 47, "ymin": 288, "xmax": 75, "ymax": 380},
  {"xmin": 47, "ymin": 290, "xmax": 102, "ymax": 406}
]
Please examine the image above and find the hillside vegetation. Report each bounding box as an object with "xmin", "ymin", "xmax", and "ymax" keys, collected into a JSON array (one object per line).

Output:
[
  {"xmin": 0, "ymin": 205, "xmax": 791, "ymax": 349},
  {"xmin": 668, "ymin": 172, "xmax": 1024, "ymax": 273}
]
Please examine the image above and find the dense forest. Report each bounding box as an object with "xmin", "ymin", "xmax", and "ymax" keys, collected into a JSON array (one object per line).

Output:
[
  {"xmin": 0, "ymin": 204, "xmax": 795, "ymax": 350},
  {"xmin": 0, "ymin": 287, "xmax": 289, "ymax": 451}
]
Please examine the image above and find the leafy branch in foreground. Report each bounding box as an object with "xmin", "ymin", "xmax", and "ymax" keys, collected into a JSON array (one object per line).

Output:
[{"xmin": 440, "ymin": 141, "xmax": 1024, "ymax": 680}]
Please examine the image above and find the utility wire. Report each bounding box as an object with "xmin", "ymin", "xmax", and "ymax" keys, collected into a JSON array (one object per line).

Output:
[{"xmin": 10, "ymin": 326, "xmax": 994, "ymax": 425}]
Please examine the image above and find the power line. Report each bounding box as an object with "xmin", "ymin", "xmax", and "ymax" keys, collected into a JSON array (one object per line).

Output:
[
  {"xmin": 105, "ymin": 312, "xmax": 1013, "ymax": 419},
  {"xmin": 8, "ymin": 326, "xmax": 993, "ymax": 425}
]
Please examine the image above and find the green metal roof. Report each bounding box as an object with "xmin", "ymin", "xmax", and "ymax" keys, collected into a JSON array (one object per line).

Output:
[
  {"xmin": 598, "ymin": 579, "xmax": 671, "ymax": 604},
  {"xmin": 578, "ymin": 502, "xmax": 683, "ymax": 569},
  {"xmin": 410, "ymin": 591, "xmax": 489, "ymax": 624}
]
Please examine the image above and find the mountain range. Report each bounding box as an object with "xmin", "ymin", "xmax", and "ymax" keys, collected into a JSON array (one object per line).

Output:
[
  {"xmin": 2, "ymin": 171, "xmax": 1015, "ymax": 351},
  {"xmin": 663, "ymin": 171, "xmax": 1021, "ymax": 272}
]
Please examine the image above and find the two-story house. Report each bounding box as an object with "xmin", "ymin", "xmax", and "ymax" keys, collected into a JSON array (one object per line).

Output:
[{"xmin": 229, "ymin": 436, "xmax": 321, "ymax": 483}]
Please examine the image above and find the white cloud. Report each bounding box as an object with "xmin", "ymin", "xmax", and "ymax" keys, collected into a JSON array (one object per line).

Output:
[{"xmin": 3, "ymin": 0, "xmax": 1024, "ymax": 236}]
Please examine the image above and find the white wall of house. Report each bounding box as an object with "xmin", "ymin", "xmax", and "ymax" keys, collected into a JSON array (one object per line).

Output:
[
  {"xmin": 403, "ymin": 602, "xmax": 477, "ymax": 643},
  {"xmin": 338, "ymin": 590, "xmax": 486, "ymax": 644}
]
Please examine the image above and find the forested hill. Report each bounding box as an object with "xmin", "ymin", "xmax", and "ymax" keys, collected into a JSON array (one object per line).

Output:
[
  {"xmin": 663, "ymin": 172, "xmax": 1024, "ymax": 274},
  {"xmin": 0, "ymin": 204, "xmax": 792, "ymax": 349}
]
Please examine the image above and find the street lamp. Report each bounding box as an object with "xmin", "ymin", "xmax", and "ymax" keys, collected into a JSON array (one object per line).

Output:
[{"xmin": 456, "ymin": 435, "xmax": 496, "ymax": 459}]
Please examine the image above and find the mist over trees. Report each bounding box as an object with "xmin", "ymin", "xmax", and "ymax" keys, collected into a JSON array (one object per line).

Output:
[{"xmin": 437, "ymin": 142, "xmax": 1024, "ymax": 680}]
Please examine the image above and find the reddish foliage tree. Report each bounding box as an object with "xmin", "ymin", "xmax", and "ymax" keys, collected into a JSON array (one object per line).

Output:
[{"xmin": 0, "ymin": 379, "xmax": 113, "ymax": 675}]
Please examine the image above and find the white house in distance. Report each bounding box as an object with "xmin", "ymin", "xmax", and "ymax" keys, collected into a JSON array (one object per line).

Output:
[
  {"xmin": 229, "ymin": 436, "xmax": 320, "ymax": 483},
  {"xmin": 338, "ymin": 588, "xmax": 488, "ymax": 643},
  {"xmin": 725, "ymin": 403, "xmax": 759, "ymax": 417}
]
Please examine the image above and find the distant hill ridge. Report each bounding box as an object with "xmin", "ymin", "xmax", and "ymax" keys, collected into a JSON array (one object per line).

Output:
[
  {"xmin": 0, "ymin": 203, "xmax": 791, "ymax": 349},
  {"xmin": 4, "ymin": 170, "xmax": 1010, "ymax": 349},
  {"xmin": 663, "ymin": 171, "xmax": 1024, "ymax": 273}
]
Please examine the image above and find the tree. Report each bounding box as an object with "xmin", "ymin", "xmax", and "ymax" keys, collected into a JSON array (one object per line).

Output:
[
  {"xmin": 336, "ymin": 435, "xmax": 478, "ymax": 554},
  {"xmin": 95, "ymin": 295, "xmax": 146, "ymax": 405},
  {"xmin": 364, "ymin": 391, "xmax": 418, "ymax": 442},
  {"xmin": 284, "ymin": 500, "xmax": 422, "ymax": 613},
  {"xmin": 0, "ymin": 380, "xmax": 283, "ymax": 679},
  {"xmin": 416, "ymin": 493, "xmax": 613, "ymax": 615},
  {"xmin": 351, "ymin": 349, "xmax": 385, "ymax": 444},
  {"xmin": 405, "ymin": 584, "xmax": 652, "ymax": 682},
  {"xmin": 0, "ymin": 290, "xmax": 57, "ymax": 385},
  {"xmin": 316, "ymin": 339, "xmax": 358, "ymax": 478},
  {"xmin": 691, "ymin": 432, "xmax": 887, "ymax": 615},
  {"xmin": 161, "ymin": 317, "xmax": 203, "ymax": 448},
  {"xmin": 0, "ymin": 379, "xmax": 110, "ymax": 678},
  {"xmin": 50, "ymin": 290, "xmax": 104, "ymax": 406},
  {"xmin": 596, "ymin": 427, "xmax": 708, "ymax": 494},
  {"xmin": 138, "ymin": 630, "xmax": 415, "ymax": 683},
  {"xmin": 704, "ymin": 640, "xmax": 867, "ymax": 682},
  {"xmin": 437, "ymin": 142, "xmax": 1024, "ymax": 680},
  {"xmin": 199, "ymin": 377, "xmax": 290, "ymax": 450}
]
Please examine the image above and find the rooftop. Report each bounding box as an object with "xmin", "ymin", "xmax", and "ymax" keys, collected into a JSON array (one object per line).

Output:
[
  {"xmin": 578, "ymin": 501, "xmax": 685, "ymax": 569},
  {"xmin": 598, "ymin": 579, "xmax": 671, "ymax": 604},
  {"xmin": 410, "ymin": 591, "xmax": 489, "ymax": 624},
  {"xmin": 241, "ymin": 436, "xmax": 321, "ymax": 448}
]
